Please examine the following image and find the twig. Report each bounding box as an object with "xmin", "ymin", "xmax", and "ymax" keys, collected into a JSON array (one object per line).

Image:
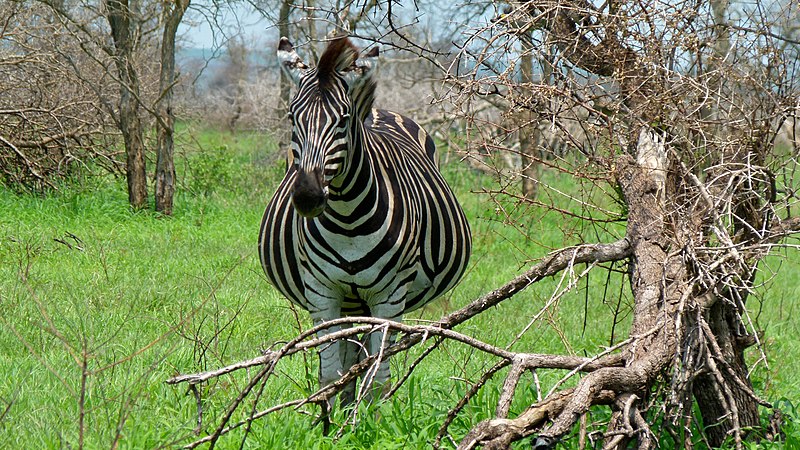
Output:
[
  {"xmin": 496, "ymin": 357, "xmax": 527, "ymax": 418},
  {"xmin": 383, "ymin": 333, "xmax": 440, "ymax": 399},
  {"xmin": 166, "ymin": 353, "xmax": 278, "ymax": 385},
  {"xmin": 189, "ymin": 384, "xmax": 202, "ymax": 435},
  {"xmin": 434, "ymin": 360, "xmax": 511, "ymax": 450}
]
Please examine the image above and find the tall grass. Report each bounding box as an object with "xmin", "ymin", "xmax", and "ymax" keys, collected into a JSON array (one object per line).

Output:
[{"xmin": 0, "ymin": 125, "xmax": 797, "ymax": 448}]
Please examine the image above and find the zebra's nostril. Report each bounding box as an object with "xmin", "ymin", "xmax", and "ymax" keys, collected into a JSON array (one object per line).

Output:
[
  {"xmin": 292, "ymin": 189, "xmax": 326, "ymax": 217},
  {"xmin": 292, "ymin": 169, "xmax": 327, "ymax": 217}
]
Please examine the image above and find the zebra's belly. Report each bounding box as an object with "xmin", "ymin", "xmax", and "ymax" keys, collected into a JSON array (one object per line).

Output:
[{"xmin": 299, "ymin": 232, "xmax": 433, "ymax": 308}]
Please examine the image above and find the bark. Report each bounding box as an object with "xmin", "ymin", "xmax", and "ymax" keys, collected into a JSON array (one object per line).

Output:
[
  {"xmin": 154, "ymin": 0, "xmax": 190, "ymax": 215},
  {"xmin": 107, "ymin": 0, "xmax": 148, "ymax": 210},
  {"xmin": 693, "ymin": 301, "xmax": 760, "ymax": 446}
]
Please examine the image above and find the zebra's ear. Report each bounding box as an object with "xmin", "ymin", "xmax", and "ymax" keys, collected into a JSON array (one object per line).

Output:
[
  {"xmin": 345, "ymin": 46, "xmax": 379, "ymax": 92},
  {"xmin": 355, "ymin": 46, "xmax": 379, "ymax": 77},
  {"xmin": 345, "ymin": 46, "xmax": 378, "ymax": 121},
  {"xmin": 277, "ymin": 37, "xmax": 307, "ymax": 86}
]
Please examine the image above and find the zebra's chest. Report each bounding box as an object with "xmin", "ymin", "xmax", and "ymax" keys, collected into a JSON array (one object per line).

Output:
[
  {"xmin": 298, "ymin": 219, "xmax": 419, "ymax": 283},
  {"xmin": 316, "ymin": 226, "xmax": 393, "ymax": 262}
]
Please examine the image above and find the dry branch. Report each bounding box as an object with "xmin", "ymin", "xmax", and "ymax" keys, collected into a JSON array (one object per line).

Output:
[
  {"xmin": 437, "ymin": 239, "xmax": 632, "ymax": 328},
  {"xmin": 460, "ymin": 388, "xmax": 617, "ymax": 450},
  {"xmin": 174, "ymin": 318, "xmax": 625, "ymax": 449},
  {"xmin": 167, "ymin": 239, "xmax": 634, "ymax": 447}
]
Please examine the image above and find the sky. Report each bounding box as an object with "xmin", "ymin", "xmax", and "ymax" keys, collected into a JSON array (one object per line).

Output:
[
  {"xmin": 178, "ymin": 3, "xmax": 275, "ymax": 50},
  {"xmin": 174, "ymin": 1, "xmax": 478, "ymax": 50}
]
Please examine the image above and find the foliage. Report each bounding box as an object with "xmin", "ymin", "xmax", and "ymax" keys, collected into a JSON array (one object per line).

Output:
[{"xmin": 179, "ymin": 126, "xmax": 283, "ymax": 200}]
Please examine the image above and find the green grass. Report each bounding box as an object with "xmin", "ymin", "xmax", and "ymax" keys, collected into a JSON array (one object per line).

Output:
[{"xmin": 0, "ymin": 125, "xmax": 798, "ymax": 449}]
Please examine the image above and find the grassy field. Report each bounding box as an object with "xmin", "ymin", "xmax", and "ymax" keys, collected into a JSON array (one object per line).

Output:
[{"xmin": 0, "ymin": 126, "xmax": 798, "ymax": 449}]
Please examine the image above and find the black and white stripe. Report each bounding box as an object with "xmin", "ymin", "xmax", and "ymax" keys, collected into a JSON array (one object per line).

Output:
[{"xmin": 258, "ymin": 37, "xmax": 471, "ymax": 402}]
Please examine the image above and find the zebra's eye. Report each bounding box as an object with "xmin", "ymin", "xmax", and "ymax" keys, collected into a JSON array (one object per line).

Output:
[
  {"xmin": 287, "ymin": 112, "xmax": 294, "ymax": 124},
  {"xmin": 339, "ymin": 114, "xmax": 350, "ymax": 126}
]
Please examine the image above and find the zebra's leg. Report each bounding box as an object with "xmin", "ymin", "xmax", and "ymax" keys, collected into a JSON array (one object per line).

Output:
[
  {"xmin": 339, "ymin": 336, "xmax": 362, "ymax": 405},
  {"xmin": 363, "ymin": 298, "xmax": 404, "ymax": 400},
  {"xmin": 310, "ymin": 307, "xmax": 346, "ymax": 407}
]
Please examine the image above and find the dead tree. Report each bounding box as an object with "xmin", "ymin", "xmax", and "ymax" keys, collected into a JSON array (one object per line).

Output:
[
  {"xmin": 0, "ymin": 2, "xmax": 119, "ymax": 191},
  {"xmin": 445, "ymin": 0, "xmax": 799, "ymax": 447},
  {"xmin": 16, "ymin": 0, "xmax": 189, "ymax": 212}
]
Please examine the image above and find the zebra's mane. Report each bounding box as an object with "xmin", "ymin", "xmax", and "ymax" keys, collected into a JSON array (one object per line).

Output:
[
  {"xmin": 316, "ymin": 37, "xmax": 377, "ymax": 121},
  {"xmin": 316, "ymin": 37, "xmax": 359, "ymax": 89}
]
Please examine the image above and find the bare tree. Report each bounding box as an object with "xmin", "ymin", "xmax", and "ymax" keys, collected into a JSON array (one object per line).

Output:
[
  {"xmin": 6, "ymin": 0, "xmax": 189, "ymax": 212},
  {"xmin": 443, "ymin": 0, "xmax": 800, "ymax": 446},
  {"xmin": 12, "ymin": 0, "xmax": 157, "ymax": 208}
]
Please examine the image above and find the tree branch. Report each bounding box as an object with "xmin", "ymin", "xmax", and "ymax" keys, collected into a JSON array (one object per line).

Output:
[{"xmin": 437, "ymin": 238, "xmax": 632, "ymax": 329}]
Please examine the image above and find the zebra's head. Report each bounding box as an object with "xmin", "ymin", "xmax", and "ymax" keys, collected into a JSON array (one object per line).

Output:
[{"xmin": 278, "ymin": 36, "xmax": 378, "ymax": 218}]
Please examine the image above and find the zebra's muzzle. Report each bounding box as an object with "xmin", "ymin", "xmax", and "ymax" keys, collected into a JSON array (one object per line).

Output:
[{"xmin": 292, "ymin": 168, "xmax": 328, "ymax": 218}]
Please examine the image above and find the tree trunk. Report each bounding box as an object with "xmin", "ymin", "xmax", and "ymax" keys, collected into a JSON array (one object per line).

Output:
[
  {"xmin": 107, "ymin": 0, "xmax": 148, "ymax": 210},
  {"xmin": 154, "ymin": 0, "xmax": 189, "ymax": 215},
  {"xmin": 121, "ymin": 93, "xmax": 148, "ymax": 209},
  {"xmin": 693, "ymin": 300, "xmax": 760, "ymax": 446},
  {"xmin": 690, "ymin": 0, "xmax": 761, "ymax": 439}
]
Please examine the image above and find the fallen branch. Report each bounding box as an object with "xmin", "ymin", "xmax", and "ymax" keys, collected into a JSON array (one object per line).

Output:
[
  {"xmin": 437, "ymin": 238, "xmax": 632, "ymax": 328},
  {"xmin": 166, "ymin": 238, "xmax": 634, "ymax": 447},
  {"xmin": 167, "ymin": 317, "xmax": 624, "ymax": 387},
  {"xmin": 168, "ymin": 238, "xmax": 632, "ymax": 385},
  {"xmin": 459, "ymin": 388, "xmax": 618, "ymax": 450},
  {"xmin": 166, "ymin": 354, "xmax": 278, "ymax": 385}
]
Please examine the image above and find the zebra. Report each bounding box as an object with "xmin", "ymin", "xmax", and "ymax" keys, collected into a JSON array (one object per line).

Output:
[{"xmin": 258, "ymin": 36, "xmax": 471, "ymax": 404}]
